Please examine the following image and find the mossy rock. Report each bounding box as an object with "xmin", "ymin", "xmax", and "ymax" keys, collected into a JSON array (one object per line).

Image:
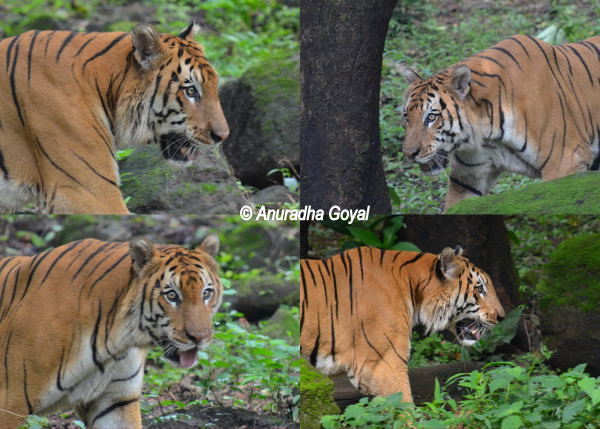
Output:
[
  {"xmin": 538, "ymin": 233, "xmax": 600, "ymax": 375},
  {"xmin": 220, "ymin": 57, "xmax": 299, "ymax": 188},
  {"xmin": 537, "ymin": 233, "xmax": 600, "ymax": 311},
  {"xmin": 447, "ymin": 172, "xmax": 600, "ymax": 214},
  {"xmin": 118, "ymin": 146, "xmax": 249, "ymax": 214},
  {"xmin": 229, "ymin": 273, "xmax": 298, "ymax": 322},
  {"xmin": 300, "ymin": 360, "xmax": 340, "ymax": 429}
]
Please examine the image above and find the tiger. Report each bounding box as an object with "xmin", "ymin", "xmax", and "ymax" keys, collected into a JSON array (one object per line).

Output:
[
  {"xmin": 0, "ymin": 22, "xmax": 229, "ymax": 214},
  {"xmin": 300, "ymin": 245, "xmax": 505, "ymax": 402},
  {"xmin": 0, "ymin": 235, "xmax": 222, "ymax": 428},
  {"xmin": 400, "ymin": 34, "xmax": 600, "ymax": 209}
]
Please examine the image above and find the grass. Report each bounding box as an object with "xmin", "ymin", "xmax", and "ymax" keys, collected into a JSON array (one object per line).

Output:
[{"xmin": 382, "ymin": 0, "xmax": 600, "ymax": 213}]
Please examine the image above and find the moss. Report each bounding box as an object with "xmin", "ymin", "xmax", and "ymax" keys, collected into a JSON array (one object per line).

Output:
[
  {"xmin": 447, "ymin": 172, "xmax": 600, "ymax": 214},
  {"xmin": 538, "ymin": 233, "xmax": 600, "ymax": 312},
  {"xmin": 300, "ymin": 360, "xmax": 340, "ymax": 429}
]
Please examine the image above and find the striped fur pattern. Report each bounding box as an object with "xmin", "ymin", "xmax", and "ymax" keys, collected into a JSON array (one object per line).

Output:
[
  {"xmin": 0, "ymin": 236, "xmax": 222, "ymax": 428},
  {"xmin": 300, "ymin": 246, "xmax": 504, "ymax": 401},
  {"xmin": 0, "ymin": 22, "xmax": 229, "ymax": 214},
  {"xmin": 401, "ymin": 35, "xmax": 600, "ymax": 209}
]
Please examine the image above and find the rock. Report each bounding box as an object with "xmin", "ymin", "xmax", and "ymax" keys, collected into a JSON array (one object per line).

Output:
[
  {"xmin": 230, "ymin": 273, "xmax": 298, "ymax": 322},
  {"xmin": 118, "ymin": 145, "xmax": 250, "ymax": 214},
  {"xmin": 331, "ymin": 361, "xmax": 485, "ymax": 409},
  {"xmin": 145, "ymin": 404, "xmax": 298, "ymax": 429},
  {"xmin": 253, "ymin": 185, "xmax": 297, "ymax": 205},
  {"xmin": 538, "ymin": 233, "xmax": 600, "ymax": 375},
  {"xmin": 300, "ymin": 360, "xmax": 340, "ymax": 429},
  {"xmin": 447, "ymin": 172, "xmax": 600, "ymax": 214},
  {"xmin": 220, "ymin": 57, "xmax": 300, "ymax": 188}
]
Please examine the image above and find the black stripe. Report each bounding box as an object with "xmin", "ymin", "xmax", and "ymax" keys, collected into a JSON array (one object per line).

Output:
[
  {"xmin": 449, "ymin": 176, "xmax": 483, "ymax": 196},
  {"xmin": 330, "ymin": 258, "xmax": 339, "ymax": 320},
  {"xmin": 490, "ymin": 46, "xmax": 523, "ymax": 71},
  {"xmin": 72, "ymin": 242, "xmax": 113, "ymax": 280},
  {"xmin": 83, "ymin": 33, "xmax": 128, "ymax": 71},
  {"xmin": 40, "ymin": 242, "xmax": 80, "ymax": 284},
  {"xmin": 0, "ymin": 150, "xmax": 8, "ymax": 179},
  {"xmin": 9, "ymin": 41, "xmax": 25, "ymax": 127},
  {"xmin": 92, "ymin": 398, "xmax": 138, "ymax": 425},
  {"xmin": 88, "ymin": 252, "xmax": 129, "ymax": 293},
  {"xmin": 75, "ymin": 35, "xmax": 97, "ymax": 56},
  {"xmin": 507, "ymin": 36, "xmax": 530, "ymax": 59},
  {"xmin": 35, "ymin": 138, "xmax": 84, "ymax": 187},
  {"xmin": 361, "ymin": 321, "xmax": 389, "ymax": 366},
  {"xmin": 300, "ymin": 263, "xmax": 308, "ymax": 307},
  {"xmin": 455, "ymin": 153, "xmax": 486, "ymax": 167},
  {"xmin": 565, "ymin": 45, "xmax": 594, "ymax": 86},
  {"xmin": 90, "ymin": 301, "xmax": 105, "ymax": 373},
  {"xmin": 309, "ymin": 320, "xmax": 320, "ymax": 366},
  {"xmin": 27, "ymin": 30, "xmax": 40, "ymax": 83},
  {"xmin": 56, "ymin": 31, "xmax": 78, "ymax": 62},
  {"xmin": 112, "ymin": 364, "xmax": 143, "ymax": 383},
  {"xmin": 23, "ymin": 363, "xmax": 33, "ymax": 414},
  {"xmin": 384, "ymin": 334, "xmax": 408, "ymax": 365},
  {"xmin": 347, "ymin": 252, "xmax": 354, "ymax": 315},
  {"xmin": 399, "ymin": 252, "xmax": 424, "ymax": 270},
  {"xmin": 72, "ymin": 152, "xmax": 118, "ymax": 187},
  {"xmin": 5, "ymin": 35, "xmax": 20, "ymax": 72},
  {"xmin": 22, "ymin": 249, "xmax": 53, "ymax": 300},
  {"xmin": 476, "ymin": 55, "xmax": 505, "ymax": 69}
]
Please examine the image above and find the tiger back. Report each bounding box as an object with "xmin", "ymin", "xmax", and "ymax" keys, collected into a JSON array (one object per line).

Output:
[
  {"xmin": 300, "ymin": 246, "xmax": 504, "ymax": 401},
  {"xmin": 0, "ymin": 236, "xmax": 222, "ymax": 428},
  {"xmin": 400, "ymin": 35, "xmax": 600, "ymax": 209},
  {"xmin": 0, "ymin": 23, "xmax": 229, "ymax": 214}
]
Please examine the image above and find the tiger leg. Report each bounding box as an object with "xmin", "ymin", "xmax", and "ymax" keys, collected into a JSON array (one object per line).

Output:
[
  {"xmin": 76, "ymin": 350, "xmax": 145, "ymax": 429},
  {"xmin": 444, "ymin": 166, "xmax": 499, "ymax": 210},
  {"xmin": 47, "ymin": 185, "xmax": 129, "ymax": 214},
  {"xmin": 0, "ymin": 406, "xmax": 27, "ymax": 429},
  {"xmin": 358, "ymin": 359, "xmax": 412, "ymax": 401}
]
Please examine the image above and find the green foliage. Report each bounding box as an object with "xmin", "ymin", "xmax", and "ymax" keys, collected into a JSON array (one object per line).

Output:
[
  {"xmin": 300, "ymin": 360, "xmax": 340, "ymax": 429},
  {"xmin": 322, "ymin": 356, "xmax": 600, "ymax": 429},
  {"xmin": 410, "ymin": 309, "xmax": 522, "ymax": 368},
  {"xmin": 538, "ymin": 233, "xmax": 600, "ymax": 311},
  {"xmin": 321, "ymin": 215, "xmax": 419, "ymax": 251}
]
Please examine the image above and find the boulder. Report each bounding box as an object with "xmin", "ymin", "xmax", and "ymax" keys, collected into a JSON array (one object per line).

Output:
[
  {"xmin": 253, "ymin": 185, "xmax": 297, "ymax": 205},
  {"xmin": 538, "ymin": 233, "xmax": 600, "ymax": 375},
  {"xmin": 220, "ymin": 57, "xmax": 300, "ymax": 188},
  {"xmin": 300, "ymin": 360, "xmax": 340, "ymax": 429},
  {"xmin": 118, "ymin": 146, "xmax": 249, "ymax": 214},
  {"xmin": 447, "ymin": 172, "xmax": 600, "ymax": 214},
  {"xmin": 229, "ymin": 273, "xmax": 298, "ymax": 322}
]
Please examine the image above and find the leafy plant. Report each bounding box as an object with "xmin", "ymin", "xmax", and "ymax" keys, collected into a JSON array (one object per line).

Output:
[
  {"xmin": 321, "ymin": 215, "xmax": 420, "ymax": 251},
  {"xmin": 322, "ymin": 356, "xmax": 600, "ymax": 429}
]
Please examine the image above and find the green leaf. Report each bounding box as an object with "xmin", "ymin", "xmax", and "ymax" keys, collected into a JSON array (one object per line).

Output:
[
  {"xmin": 390, "ymin": 241, "xmax": 421, "ymax": 252},
  {"xmin": 501, "ymin": 415, "xmax": 523, "ymax": 429},
  {"xmin": 347, "ymin": 227, "xmax": 382, "ymax": 247},
  {"xmin": 562, "ymin": 399, "xmax": 586, "ymax": 423},
  {"xmin": 489, "ymin": 377, "xmax": 511, "ymax": 393}
]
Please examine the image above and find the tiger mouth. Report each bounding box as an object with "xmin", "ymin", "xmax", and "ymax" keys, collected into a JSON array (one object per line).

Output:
[
  {"xmin": 160, "ymin": 338, "xmax": 199, "ymax": 368},
  {"xmin": 159, "ymin": 132, "xmax": 213, "ymax": 163},
  {"xmin": 454, "ymin": 318, "xmax": 487, "ymax": 345},
  {"xmin": 417, "ymin": 150, "xmax": 449, "ymax": 175}
]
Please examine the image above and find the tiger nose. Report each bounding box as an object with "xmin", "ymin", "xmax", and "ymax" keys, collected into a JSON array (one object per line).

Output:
[
  {"xmin": 210, "ymin": 128, "xmax": 229, "ymax": 143},
  {"xmin": 185, "ymin": 328, "xmax": 212, "ymax": 344},
  {"xmin": 405, "ymin": 148, "xmax": 420, "ymax": 160}
]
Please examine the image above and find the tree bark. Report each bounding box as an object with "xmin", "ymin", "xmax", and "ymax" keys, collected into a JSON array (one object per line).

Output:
[{"xmin": 300, "ymin": 0, "xmax": 396, "ymax": 213}]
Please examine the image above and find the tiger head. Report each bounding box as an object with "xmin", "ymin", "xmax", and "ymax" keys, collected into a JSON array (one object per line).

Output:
[
  {"xmin": 129, "ymin": 234, "xmax": 222, "ymax": 368},
  {"xmin": 420, "ymin": 246, "xmax": 505, "ymax": 346},
  {"xmin": 400, "ymin": 65, "xmax": 474, "ymax": 174},
  {"xmin": 120, "ymin": 23, "xmax": 229, "ymax": 164}
]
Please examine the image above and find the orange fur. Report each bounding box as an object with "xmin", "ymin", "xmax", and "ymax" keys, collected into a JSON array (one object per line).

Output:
[{"xmin": 300, "ymin": 246, "xmax": 504, "ymax": 401}]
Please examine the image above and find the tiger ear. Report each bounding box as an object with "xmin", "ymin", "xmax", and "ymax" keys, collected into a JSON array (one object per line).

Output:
[
  {"xmin": 450, "ymin": 65, "xmax": 471, "ymax": 99},
  {"xmin": 130, "ymin": 240, "xmax": 157, "ymax": 274},
  {"xmin": 397, "ymin": 64, "xmax": 422, "ymax": 84},
  {"xmin": 438, "ymin": 246, "xmax": 464, "ymax": 280},
  {"xmin": 131, "ymin": 24, "xmax": 163, "ymax": 71},
  {"xmin": 196, "ymin": 233, "xmax": 220, "ymax": 257},
  {"xmin": 178, "ymin": 21, "xmax": 200, "ymax": 41}
]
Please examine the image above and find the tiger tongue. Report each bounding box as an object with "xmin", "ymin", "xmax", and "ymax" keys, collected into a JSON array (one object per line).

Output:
[{"xmin": 178, "ymin": 348, "xmax": 198, "ymax": 368}]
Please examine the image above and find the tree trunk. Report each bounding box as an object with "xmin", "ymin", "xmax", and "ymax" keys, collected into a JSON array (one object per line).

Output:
[
  {"xmin": 300, "ymin": 0, "xmax": 396, "ymax": 213},
  {"xmin": 400, "ymin": 215, "xmax": 520, "ymax": 310}
]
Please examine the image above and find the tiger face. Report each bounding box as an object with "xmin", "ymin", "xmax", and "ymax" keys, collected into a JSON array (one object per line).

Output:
[
  {"xmin": 400, "ymin": 65, "xmax": 474, "ymax": 174},
  {"xmin": 127, "ymin": 23, "xmax": 229, "ymax": 164},
  {"xmin": 130, "ymin": 234, "xmax": 222, "ymax": 368},
  {"xmin": 421, "ymin": 246, "xmax": 505, "ymax": 346}
]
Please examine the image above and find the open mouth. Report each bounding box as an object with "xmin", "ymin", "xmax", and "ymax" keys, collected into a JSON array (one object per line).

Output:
[
  {"xmin": 417, "ymin": 150, "xmax": 449, "ymax": 175},
  {"xmin": 160, "ymin": 339, "xmax": 199, "ymax": 368},
  {"xmin": 455, "ymin": 318, "xmax": 485, "ymax": 344},
  {"xmin": 159, "ymin": 132, "xmax": 202, "ymax": 162}
]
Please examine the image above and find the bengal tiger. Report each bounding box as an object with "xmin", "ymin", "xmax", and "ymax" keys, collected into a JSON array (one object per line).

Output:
[
  {"xmin": 0, "ymin": 235, "xmax": 222, "ymax": 428},
  {"xmin": 0, "ymin": 22, "xmax": 229, "ymax": 214},
  {"xmin": 300, "ymin": 246, "xmax": 505, "ymax": 402},
  {"xmin": 400, "ymin": 34, "xmax": 600, "ymax": 209}
]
